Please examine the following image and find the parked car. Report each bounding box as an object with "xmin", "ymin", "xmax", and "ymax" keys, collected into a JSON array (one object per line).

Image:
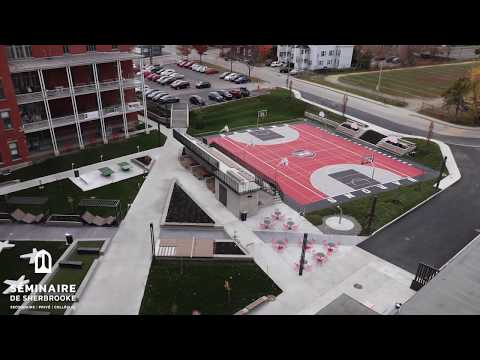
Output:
[
  {"xmin": 279, "ymin": 67, "xmax": 289, "ymax": 73},
  {"xmin": 152, "ymin": 92, "xmax": 169, "ymax": 101},
  {"xmin": 265, "ymin": 59, "xmax": 273, "ymax": 66},
  {"xmin": 205, "ymin": 68, "xmax": 219, "ymax": 75},
  {"xmin": 224, "ymin": 73, "xmax": 238, "ymax": 81},
  {"xmin": 219, "ymin": 72, "xmax": 230, "ymax": 79},
  {"xmin": 227, "ymin": 89, "xmax": 242, "ymax": 99},
  {"xmin": 147, "ymin": 90, "xmax": 163, "ymax": 99},
  {"xmin": 231, "ymin": 74, "xmax": 244, "ymax": 81},
  {"xmin": 145, "ymin": 65, "xmax": 155, "ymax": 71},
  {"xmin": 183, "ymin": 61, "xmax": 194, "ymax": 68},
  {"xmin": 208, "ymin": 92, "xmax": 225, "ymax": 102},
  {"xmin": 270, "ymin": 61, "xmax": 282, "ymax": 67},
  {"xmin": 158, "ymin": 96, "xmax": 180, "ymax": 104},
  {"xmin": 198, "ymin": 65, "xmax": 207, "ymax": 73},
  {"xmin": 156, "ymin": 75, "xmax": 171, "ymax": 83},
  {"xmin": 217, "ymin": 90, "xmax": 233, "ymax": 100},
  {"xmin": 239, "ymin": 87, "xmax": 250, "ymax": 97},
  {"xmin": 171, "ymin": 80, "xmax": 190, "ymax": 90},
  {"xmin": 170, "ymin": 80, "xmax": 183, "ymax": 88},
  {"xmin": 143, "ymin": 71, "xmax": 152, "ymax": 78},
  {"xmin": 150, "ymin": 74, "xmax": 162, "ymax": 81},
  {"xmin": 153, "ymin": 67, "xmax": 166, "ymax": 74},
  {"xmin": 160, "ymin": 76, "xmax": 177, "ymax": 85},
  {"xmin": 234, "ymin": 75, "xmax": 250, "ymax": 84},
  {"xmin": 160, "ymin": 69, "xmax": 175, "ymax": 76},
  {"xmin": 289, "ymin": 69, "xmax": 300, "ymax": 75},
  {"xmin": 170, "ymin": 73, "xmax": 185, "ymax": 79},
  {"xmin": 144, "ymin": 89, "xmax": 157, "ymax": 96},
  {"xmin": 195, "ymin": 81, "xmax": 211, "ymax": 89},
  {"xmin": 189, "ymin": 95, "xmax": 205, "ymax": 106}
]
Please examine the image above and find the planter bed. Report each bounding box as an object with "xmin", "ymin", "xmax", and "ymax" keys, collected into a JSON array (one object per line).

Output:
[
  {"xmin": 165, "ymin": 184, "xmax": 214, "ymax": 224},
  {"xmin": 46, "ymin": 214, "xmax": 83, "ymax": 226},
  {"xmin": 214, "ymin": 241, "xmax": 245, "ymax": 255},
  {"xmin": 132, "ymin": 155, "xmax": 154, "ymax": 171}
]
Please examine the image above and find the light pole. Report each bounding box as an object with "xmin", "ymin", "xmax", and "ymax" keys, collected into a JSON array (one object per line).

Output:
[
  {"xmin": 370, "ymin": 153, "xmax": 376, "ymax": 180},
  {"xmin": 376, "ymin": 61, "xmax": 383, "ymax": 92},
  {"xmin": 336, "ymin": 205, "xmax": 343, "ymax": 224}
]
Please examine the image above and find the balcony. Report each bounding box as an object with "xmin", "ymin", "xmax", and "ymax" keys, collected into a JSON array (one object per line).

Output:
[
  {"xmin": 8, "ymin": 51, "xmax": 142, "ymax": 73},
  {"xmin": 15, "ymin": 78, "xmax": 141, "ymax": 105},
  {"xmin": 21, "ymin": 102, "xmax": 144, "ymax": 133}
]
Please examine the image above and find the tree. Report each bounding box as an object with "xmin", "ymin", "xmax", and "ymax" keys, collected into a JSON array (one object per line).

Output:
[
  {"xmin": 471, "ymin": 78, "xmax": 480, "ymax": 122},
  {"xmin": 177, "ymin": 45, "xmax": 192, "ymax": 59},
  {"xmin": 192, "ymin": 45, "xmax": 208, "ymax": 64},
  {"xmin": 442, "ymin": 77, "xmax": 472, "ymax": 121},
  {"xmin": 475, "ymin": 48, "xmax": 480, "ymax": 56}
]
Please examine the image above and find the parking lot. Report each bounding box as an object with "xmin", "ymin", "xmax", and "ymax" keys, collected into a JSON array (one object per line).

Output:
[{"xmin": 142, "ymin": 62, "xmax": 260, "ymax": 108}]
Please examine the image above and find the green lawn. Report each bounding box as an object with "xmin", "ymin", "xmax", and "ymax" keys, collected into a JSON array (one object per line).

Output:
[
  {"xmin": 188, "ymin": 88, "xmax": 324, "ymax": 135},
  {"xmin": 338, "ymin": 62, "xmax": 480, "ymax": 99},
  {"xmin": 306, "ymin": 179, "xmax": 438, "ymax": 235},
  {"xmin": 140, "ymin": 260, "xmax": 281, "ymax": 315},
  {"xmin": 29, "ymin": 240, "xmax": 104, "ymax": 315},
  {"xmin": 296, "ymin": 72, "xmax": 408, "ymax": 107},
  {"xmin": 2, "ymin": 130, "xmax": 166, "ymax": 182},
  {"xmin": 0, "ymin": 241, "xmax": 68, "ymax": 315},
  {"xmin": 1, "ymin": 175, "xmax": 146, "ymax": 217},
  {"xmin": 403, "ymin": 138, "xmax": 446, "ymax": 172}
]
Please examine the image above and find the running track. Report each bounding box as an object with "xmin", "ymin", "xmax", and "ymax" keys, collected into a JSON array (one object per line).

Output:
[{"xmin": 210, "ymin": 123, "xmax": 424, "ymax": 206}]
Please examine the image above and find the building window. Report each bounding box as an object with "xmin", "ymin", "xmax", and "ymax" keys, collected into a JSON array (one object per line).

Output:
[
  {"xmin": 329, "ymin": 50, "xmax": 334, "ymax": 56},
  {"xmin": 87, "ymin": 45, "xmax": 96, "ymax": 52},
  {"xmin": 7, "ymin": 45, "xmax": 32, "ymax": 59},
  {"xmin": 319, "ymin": 60, "xmax": 323, "ymax": 66},
  {"xmin": 321, "ymin": 51, "xmax": 326, "ymax": 57},
  {"xmin": 9, "ymin": 142, "xmax": 20, "ymax": 160},
  {"xmin": 327, "ymin": 60, "xmax": 332, "ymax": 65},
  {"xmin": 63, "ymin": 45, "xmax": 71, "ymax": 54},
  {"xmin": 0, "ymin": 79, "xmax": 4, "ymax": 99},
  {"xmin": 1, "ymin": 111, "xmax": 12, "ymax": 129},
  {"xmin": 112, "ymin": 45, "xmax": 119, "ymax": 50}
]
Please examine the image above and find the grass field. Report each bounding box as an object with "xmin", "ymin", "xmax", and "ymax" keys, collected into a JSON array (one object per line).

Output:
[
  {"xmin": 0, "ymin": 175, "xmax": 146, "ymax": 217},
  {"xmin": 338, "ymin": 62, "xmax": 480, "ymax": 99},
  {"xmin": 2, "ymin": 130, "xmax": 166, "ymax": 182},
  {"xmin": 403, "ymin": 138, "xmax": 446, "ymax": 172},
  {"xmin": 188, "ymin": 88, "xmax": 333, "ymax": 135},
  {"xmin": 140, "ymin": 259, "xmax": 281, "ymax": 315},
  {"xmin": 296, "ymin": 72, "xmax": 408, "ymax": 107},
  {"xmin": 0, "ymin": 241, "xmax": 68, "ymax": 315}
]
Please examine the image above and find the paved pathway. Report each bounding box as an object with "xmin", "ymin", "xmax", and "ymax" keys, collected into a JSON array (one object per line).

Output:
[{"xmin": 0, "ymin": 223, "xmax": 117, "ymax": 241}]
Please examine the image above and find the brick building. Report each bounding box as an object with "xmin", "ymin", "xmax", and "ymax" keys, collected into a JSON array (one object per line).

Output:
[{"xmin": 0, "ymin": 45, "xmax": 147, "ymax": 170}]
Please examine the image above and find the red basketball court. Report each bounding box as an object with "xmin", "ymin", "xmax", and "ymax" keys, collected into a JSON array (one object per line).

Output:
[{"xmin": 209, "ymin": 123, "xmax": 425, "ymax": 206}]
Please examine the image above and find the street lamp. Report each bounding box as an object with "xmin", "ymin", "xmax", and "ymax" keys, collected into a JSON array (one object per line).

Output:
[
  {"xmin": 336, "ymin": 205, "xmax": 343, "ymax": 224},
  {"xmin": 71, "ymin": 162, "xmax": 75, "ymax": 170},
  {"xmin": 375, "ymin": 61, "xmax": 384, "ymax": 92}
]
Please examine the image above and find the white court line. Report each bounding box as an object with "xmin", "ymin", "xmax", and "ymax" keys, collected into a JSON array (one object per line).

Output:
[
  {"xmin": 218, "ymin": 137, "xmax": 327, "ymax": 201},
  {"xmin": 292, "ymin": 124, "xmax": 414, "ymax": 179}
]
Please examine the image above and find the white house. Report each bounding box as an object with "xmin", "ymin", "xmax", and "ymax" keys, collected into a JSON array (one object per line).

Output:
[{"xmin": 277, "ymin": 45, "xmax": 354, "ymax": 71}]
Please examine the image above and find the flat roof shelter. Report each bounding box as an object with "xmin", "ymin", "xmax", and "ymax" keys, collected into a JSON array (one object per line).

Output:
[
  {"xmin": 78, "ymin": 198, "xmax": 123, "ymax": 222},
  {"xmin": 5, "ymin": 196, "xmax": 49, "ymax": 214}
]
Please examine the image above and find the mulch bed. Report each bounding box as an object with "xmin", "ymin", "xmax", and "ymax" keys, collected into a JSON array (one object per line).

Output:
[{"xmin": 165, "ymin": 184, "xmax": 214, "ymax": 224}]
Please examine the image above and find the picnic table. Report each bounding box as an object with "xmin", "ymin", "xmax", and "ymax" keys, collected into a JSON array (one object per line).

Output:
[
  {"xmin": 99, "ymin": 167, "xmax": 114, "ymax": 177},
  {"xmin": 118, "ymin": 162, "xmax": 132, "ymax": 172}
]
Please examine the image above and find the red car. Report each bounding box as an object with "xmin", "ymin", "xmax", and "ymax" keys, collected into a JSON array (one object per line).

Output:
[
  {"xmin": 177, "ymin": 60, "xmax": 187, "ymax": 67},
  {"xmin": 146, "ymin": 73, "xmax": 157, "ymax": 80},
  {"xmin": 205, "ymin": 68, "xmax": 219, "ymax": 75},
  {"xmin": 182, "ymin": 61, "xmax": 193, "ymax": 68},
  {"xmin": 143, "ymin": 71, "xmax": 152, "ymax": 78},
  {"xmin": 150, "ymin": 74, "xmax": 161, "ymax": 81},
  {"xmin": 228, "ymin": 89, "xmax": 242, "ymax": 99}
]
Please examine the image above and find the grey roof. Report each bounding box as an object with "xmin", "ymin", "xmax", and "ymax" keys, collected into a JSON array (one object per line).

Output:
[
  {"xmin": 316, "ymin": 294, "xmax": 379, "ymax": 315},
  {"xmin": 400, "ymin": 234, "xmax": 480, "ymax": 315},
  {"xmin": 8, "ymin": 51, "xmax": 142, "ymax": 73}
]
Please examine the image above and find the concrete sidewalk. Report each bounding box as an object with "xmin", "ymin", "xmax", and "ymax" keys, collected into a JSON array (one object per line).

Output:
[{"xmin": 0, "ymin": 223, "xmax": 117, "ymax": 241}]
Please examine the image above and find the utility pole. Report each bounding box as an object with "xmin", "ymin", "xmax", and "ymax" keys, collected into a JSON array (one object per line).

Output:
[
  {"xmin": 149, "ymin": 45, "xmax": 153, "ymax": 66},
  {"xmin": 342, "ymin": 94, "xmax": 349, "ymax": 117},
  {"xmin": 427, "ymin": 121, "xmax": 434, "ymax": 143},
  {"xmin": 376, "ymin": 61, "xmax": 383, "ymax": 92}
]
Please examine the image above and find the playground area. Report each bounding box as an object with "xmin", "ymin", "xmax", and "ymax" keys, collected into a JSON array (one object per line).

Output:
[{"xmin": 208, "ymin": 122, "xmax": 436, "ymax": 211}]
